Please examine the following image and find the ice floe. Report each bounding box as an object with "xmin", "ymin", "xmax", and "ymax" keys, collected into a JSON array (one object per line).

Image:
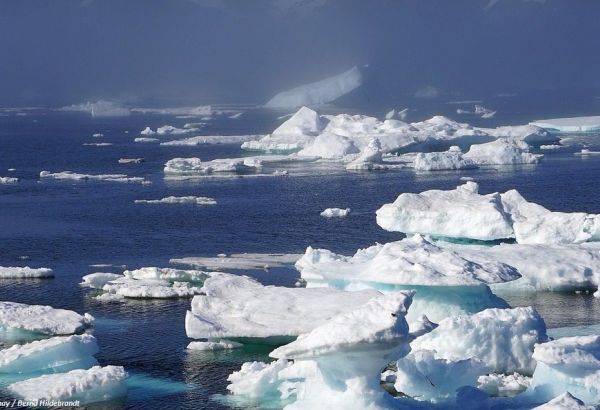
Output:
[
  {"xmin": 477, "ymin": 372, "xmax": 531, "ymax": 397},
  {"xmin": 462, "ymin": 138, "xmax": 542, "ymax": 165},
  {"xmin": 185, "ymin": 273, "xmax": 381, "ymax": 340},
  {"xmin": 413, "ymin": 146, "xmax": 477, "ymax": 171},
  {"xmin": 80, "ymin": 273, "xmax": 123, "ymax": 289},
  {"xmin": 530, "ymin": 116, "xmax": 600, "ymax": 133},
  {"xmin": 170, "ymin": 253, "xmax": 301, "ymax": 271},
  {"xmin": 40, "ymin": 171, "xmax": 145, "ymax": 184},
  {"xmin": 101, "ymin": 278, "xmax": 201, "ymax": 299},
  {"xmin": 118, "ymin": 158, "xmax": 144, "ymax": 164},
  {"xmin": 265, "ymin": 66, "xmax": 363, "ymax": 109},
  {"xmin": 187, "ymin": 340, "xmax": 242, "ymax": 351},
  {"xmin": 8, "ymin": 365, "xmax": 128, "ymax": 404},
  {"xmin": 377, "ymin": 182, "xmax": 600, "ymax": 244},
  {"xmin": 160, "ymin": 134, "xmax": 260, "ymax": 146},
  {"xmin": 164, "ymin": 157, "xmax": 262, "ymax": 175},
  {"xmin": 0, "ymin": 302, "xmax": 93, "ymax": 335},
  {"xmin": 0, "ymin": 334, "xmax": 99, "ymax": 374},
  {"xmin": 0, "ymin": 176, "xmax": 18, "ymax": 184},
  {"xmin": 134, "ymin": 196, "xmax": 217, "ymax": 205},
  {"xmin": 134, "ymin": 137, "xmax": 159, "ymax": 143},
  {"xmin": 0, "ymin": 266, "xmax": 53, "ymax": 279},
  {"xmin": 320, "ymin": 207, "xmax": 350, "ymax": 218},
  {"xmin": 60, "ymin": 100, "xmax": 130, "ymax": 117}
]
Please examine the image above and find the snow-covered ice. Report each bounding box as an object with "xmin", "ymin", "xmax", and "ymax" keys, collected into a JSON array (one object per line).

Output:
[
  {"xmin": 265, "ymin": 66, "xmax": 363, "ymax": 109},
  {"xmin": 0, "ymin": 266, "xmax": 53, "ymax": 279},
  {"xmin": 160, "ymin": 135, "xmax": 260, "ymax": 146},
  {"xmin": 0, "ymin": 176, "xmax": 18, "ymax": 184},
  {"xmin": 170, "ymin": 253, "xmax": 301, "ymax": 270},
  {"xmin": 185, "ymin": 273, "xmax": 381, "ymax": 340},
  {"xmin": 101, "ymin": 278, "xmax": 201, "ymax": 299},
  {"xmin": 8, "ymin": 365, "xmax": 128, "ymax": 404},
  {"xmin": 134, "ymin": 196, "xmax": 217, "ymax": 205},
  {"xmin": 413, "ymin": 147, "xmax": 477, "ymax": 171},
  {"xmin": 530, "ymin": 116, "xmax": 600, "ymax": 133},
  {"xmin": 0, "ymin": 302, "xmax": 93, "ymax": 335},
  {"xmin": 463, "ymin": 138, "xmax": 542, "ymax": 165},
  {"xmin": 187, "ymin": 340, "xmax": 242, "ymax": 351},
  {"xmin": 0, "ymin": 334, "xmax": 99, "ymax": 374},
  {"xmin": 134, "ymin": 137, "xmax": 159, "ymax": 143},
  {"xmin": 477, "ymin": 372, "xmax": 531, "ymax": 397},
  {"xmin": 80, "ymin": 273, "xmax": 123, "ymax": 289},
  {"xmin": 118, "ymin": 158, "xmax": 144, "ymax": 164},
  {"xmin": 164, "ymin": 157, "xmax": 262, "ymax": 175},
  {"xmin": 320, "ymin": 207, "xmax": 350, "ymax": 218},
  {"xmin": 40, "ymin": 171, "xmax": 145, "ymax": 184}
]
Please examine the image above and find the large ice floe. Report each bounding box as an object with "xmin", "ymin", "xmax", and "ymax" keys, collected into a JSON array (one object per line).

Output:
[
  {"xmin": 134, "ymin": 196, "xmax": 217, "ymax": 205},
  {"xmin": 530, "ymin": 116, "xmax": 600, "ymax": 133},
  {"xmin": 295, "ymin": 234, "xmax": 517, "ymax": 322},
  {"xmin": 0, "ymin": 302, "xmax": 93, "ymax": 335},
  {"xmin": 8, "ymin": 365, "xmax": 128, "ymax": 403},
  {"xmin": 185, "ymin": 273, "xmax": 381, "ymax": 342},
  {"xmin": 0, "ymin": 266, "xmax": 53, "ymax": 279},
  {"xmin": 265, "ymin": 66, "xmax": 363, "ymax": 109},
  {"xmin": 85, "ymin": 267, "xmax": 212, "ymax": 300},
  {"xmin": 164, "ymin": 157, "xmax": 263, "ymax": 175},
  {"xmin": 377, "ymin": 181, "xmax": 600, "ymax": 245},
  {"xmin": 170, "ymin": 253, "xmax": 302, "ymax": 271}
]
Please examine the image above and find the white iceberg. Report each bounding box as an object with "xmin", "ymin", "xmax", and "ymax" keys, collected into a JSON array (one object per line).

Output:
[
  {"xmin": 0, "ymin": 176, "xmax": 18, "ymax": 184},
  {"xmin": 265, "ymin": 66, "xmax": 363, "ymax": 109},
  {"xmin": 0, "ymin": 266, "xmax": 53, "ymax": 279},
  {"xmin": 101, "ymin": 277, "xmax": 201, "ymax": 299},
  {"xmin": 131, "ymin": 105, "xmax": 211, "ymax": 117},
  {"xmin": 80, "ymin": 273, "xmax": 123, "ymax": 289},
  {"xmin": 463, "ymin": 138, "xmax": 543, "ymax": 165},
  {"xmin": 161, "ymin": 134, "xmax": 260, "ymax": 146},
  {"xmin": 155, "ymin": 125, "xmax": 200, "ymax": 135},
  {"xmin": 118, "ymin": 158, "xmax": 144, "ymax": 164},
  {"xmin": 411, "ymin": 307, "xmax": 548, "ymax": 375},
  {"xmin": 345, "ymin": 138, "xmax": 389, "ymax": 170},
  {"xmin": 185, "ymin": 273, "xmax": 381, "ymax": 340},
  {"xmin": 8, "ymin": 365, "xmax": 128, "ymax": 404},
  {"xmin": 530, "ymin": 116, "xmax": 600, "ymax": 133},
  {"xmin": 320, "ymin": 207, "xmax": 350, "ymax": 218},
  {"xmin": 477, "ymin": 372, "xmax": 531, "ymax": 397},
  {"xmin": 40, "ymin": 171, "xmax": 145, "ymax": 184},
  {"xmin": 134, "ymin": 196, "xmax": 217, "ymax": 205},
  {"xmin": 296, "ymin": 132, "xmax": 360, "ymax": 158},
  {"xmin": 532, "ymin": 392, "xmax": 593, "ymax": 410},
  {"xmin": 59, "ymin": 100, "xmax": 130, "ymax": 117},
  {"xmin": 0, "ymin": 302, "xmax": 93, "ymax": 335},
  {"xmin": 123, "ymin": 267, "xmax": 210, "ymax": 283},
  {"xmin": 526, "ymin": 335, "xmax": 600, "ymax": 404},
  {"xmin": 0, "ymin": 334, "xmax": 98, "ymax": 374},
  {"xmin": 134, "ymin": 137, "xmax": 159, "ymax": 143},
  {"xmin": 163, "ymin": 157, "xmax": 261, "ymax": 175},
  {"xmin": 413, "ymin": 147, "xmax": 478, "ymax": 171}
]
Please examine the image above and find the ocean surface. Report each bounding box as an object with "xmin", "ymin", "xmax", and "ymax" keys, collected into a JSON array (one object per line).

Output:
[{"xmin": 0, "ymin": 108, "xmax": 599, "ymax": 409}]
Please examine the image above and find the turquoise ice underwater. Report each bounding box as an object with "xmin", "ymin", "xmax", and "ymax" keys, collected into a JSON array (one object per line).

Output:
[{"xmin": 1, "ymin": 105, "xmax": 600, "ymax": 409}]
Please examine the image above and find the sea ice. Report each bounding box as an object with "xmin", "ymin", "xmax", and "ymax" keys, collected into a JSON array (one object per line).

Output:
[
  {"xmin": 532, "ymin": 392, "xmax": 593, "ymax": 410},
  {"xmin": 8, "ymin": 365, "xmax": 128, "ymax": 404},
  {"xmin": 118, "ymin": 158, "xmax": 144, "ymax": 164},
  {"xmin": 0, "ymin": 176, "xmax": 18, "ymax": 184},
  {"xmin": 40, "ymin": 171, "xmax": 145, "ymax": 184},
  {"xmin": 185, "ymin": 273, "xmax": 381, "ymax": 340},
  {"xmin": 0, "ymin": 334, "xmax": 99, "ymax": 374},
  {"xmin": 134, "ymin": 196, "xmax": 217, "ymax": 205},
  {"xmin": 411, "ymin": 307, "xmax": 548, "ymax": 374},
  {"xmin": 320, "ymin": 207, "xmax": 350, "ymax": 218},
  {"xmin": 101, "ymin": 277, "xmax": 201, "ymax": 299},
  {"xmin": 170, "ymin": 253, "xmax": 301, "ymax": 270},
  {"xmin": 0, "ymin": 302, "xmax": 93, "ymax": 335},
  {"xmin": 530, "ymin": 116, "xmax": 600, "ymax": 133},
  {"xmin": 160, "ymin": 135, "xmax": 260, "ymax": 146},
  {"xmin": 60, "ymin": 100, "xmax": 130, "ymax": 117},
  {"xmin": 413, "ymin": 147, "xmax": 478, "ymax": 171},
  {"xmin": 0, "ymin": 266, "xmax": 53, "ymax": 279},
  {"xmin": 463, "ymin": 139, "xmax": 543, "ymax": 165},
  {"xmin": 163, "ymin": 157, "xmax": 261, "ymax": 175},
  {"xmin": 187, "ymin": 340, "xmax": 242, "ymax": 351},
  {"xmin": 134, "ymin": 137, "xmax": 159, "ymax": 143},
  {"xmin": 265, "ymin": 66, "xmax": 363, "ymax": 109},
  {"xmin": 477, "ymin": 372, "xmax": 531, "ymax": 397},
  {"xmin": 80, "ymin": 273, "xmax": 123, "ymax": 289},
  {"xmin": 123, "ymin": 267, "xmax": 211, "ymax": 283}
]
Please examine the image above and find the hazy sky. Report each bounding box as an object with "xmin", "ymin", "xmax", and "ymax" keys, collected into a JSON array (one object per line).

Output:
[{"xmin": 1, "ymin": 0, "xmax": 599, "ymax": 106}]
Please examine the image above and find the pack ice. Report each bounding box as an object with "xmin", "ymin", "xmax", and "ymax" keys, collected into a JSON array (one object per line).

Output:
[
  {"xmin": 530, "ymin": 116, "xmax": 600, "ymax": 133},
  {"xmin": 377, "ymin": 181, "xmax": 600, "ymax": 244},
  {"xmin": 0, "ymin": 266, "xmax": 53, "ymax": 279},
  {"xmin": 0, "ymin": 302, "xmax": 93, "ymax": 335}
]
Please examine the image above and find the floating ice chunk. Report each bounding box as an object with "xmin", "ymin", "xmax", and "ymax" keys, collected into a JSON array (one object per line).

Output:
[
  {"xmin": 92, "ymin": 133, "xmax": 104, "ymax": 138},
  {"xmin": 242, "ymin": 107, "xmax": 326, "ymax": 152},
  {"xmin": 527, "ymin": 335, "xmax": 600, "ymax": 404},
  {"xmin": 463, "ymin": 138, "xmax": 543, "ymax": 165},
  {"xmin": 83, "ymin": 142, "xmax": 113, "ymax": 146},
  {"xmin": 80, "ymin": 273, "xmax": 124, "ymax": 289},
  {"xmin": 0, "ymin": 302, "xmax": 93, "ymax": 335},
  {"xmin": 413, "ymin": 147, "xmax": 478, "ymax": 171},
  {"xmin": 0, "ymin": 266, "xmax": 53, "ymax": 279},
  {"xmin": 447, "ymin": 242, "xmax": 600, "ymax": 292},
  {"xmin": 385, "ymin": 108, "xmax": 408, "ymax": 121},
  {"xmin": 155, "ymin": 125, "xmax": 200, "ymax": 135},
  {"xmin": 40, "ymin": 171, "xmax": 145, "ymax": 184},
  {"xmin": 0, "ymin": 176, "xmax": 18, "ymax": 184},
  {"xmin": 187, "ymin": 340, "xmax": 242, "ymax": 351},
  {"xmin": 393, "ymin": 349, "xmax": 489, "ymax": 401},
  {"xmin": 265, "ymin": 66, "xmax": 362, "ymax": 109},
  {"xmin": 575, "ymin": 149, "xmax": 600, "ymax": 156},
  {"xmin": 170, "ymin": 253, "xmax": 301, "ymax": 271},
  {"xmin": 134, "ymin": 196, "xmax": 217, "ymax": 205},
  {"xmin": 140, "ymin": 127, "xmax": 156, "ymax": 136},
  {"xmin": 540, "ymin": 144, "xmax": 563, "ymax": 150},
  {"xmin": 376, "ymin": 182, "xmax": 514, "ymax": 241},
  {"xmin": 132, "ymin": 105, "xmax": 212, "ymax": 117},
  {"xmin": 0, "ymin": 334, "xmax": 98, "ymax": 374},
  {"xmin": 268, "ymin": 292, "xmax": 413, "ymax": 410},
  {"xmin": 532, "ymin": 392, "xmax": 593, "ymax": 410},
  {"xmin": 411, "ymin": 307, "xmax": 548, "ymax": 375},
  {"xmin": 345, "ymin": 138, "xmax": 389, "ymax": 170},
  {"xmin": 185, "ymin": 273, "xmax": 381, "ymax": 340},
  {"xmin": 118, "ymin": 158, "xmax": 144, "ymax": 164},
  {"xmin": 8, "ymin": 365, "xmax": 128, "ymax": 404},
  {"xmin": 477, "ymin": 372, "xmax": 531, "ymax": 397},
  {"xmin": 226, "ymin": 359, "xmax": 298, "ymax": 399},
  {"xmin": 134, "ymin": 137, "xmax": 159, "ymax": 143},
  {"xmin": 320, "ymin": 208, "xmax": 350, "ymax": 218},
  {"xmin": 229, "ymin": 112, "xmax": 243, "ymax": 119},
  {"xmin": 530, "ymin": 116, "xmax": 600, "ymax": 133},
  {"xmin": 60, "ymin": 100, "xmax": 130, "ymax": 117},
  {"xmin": 102, "ymin": 278, "xmax": 200, "ymax": 299},
  {"xmin": 163, "ymin": 157, "xmax": 261, "ymax": 175},
  {"xmin": 409, "ymin": 315, "xmax": 439, "ymax": 339},
  {"xmin": 123, "ymin": 267, "xmax": 210, "ymax": 283},
  {"xmin": 296, "ymin": 132, "xmax": 360, "ymax": 159},
  {"xmin": 481, "ymin": 124, "xmax": 552, "ymax": 144},
  {"xmin": 161, "ymin": 135, "xmax": 260, "ymax": 146},
  {"xmin": 501, "ymin": 189, "xmax": 600, "ymax": 245}
]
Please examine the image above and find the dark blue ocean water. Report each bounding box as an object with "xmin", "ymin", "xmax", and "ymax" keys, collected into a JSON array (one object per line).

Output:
[{"xmin": 1, "ymin": 109, "xmax": 600, "ymax": 409}]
